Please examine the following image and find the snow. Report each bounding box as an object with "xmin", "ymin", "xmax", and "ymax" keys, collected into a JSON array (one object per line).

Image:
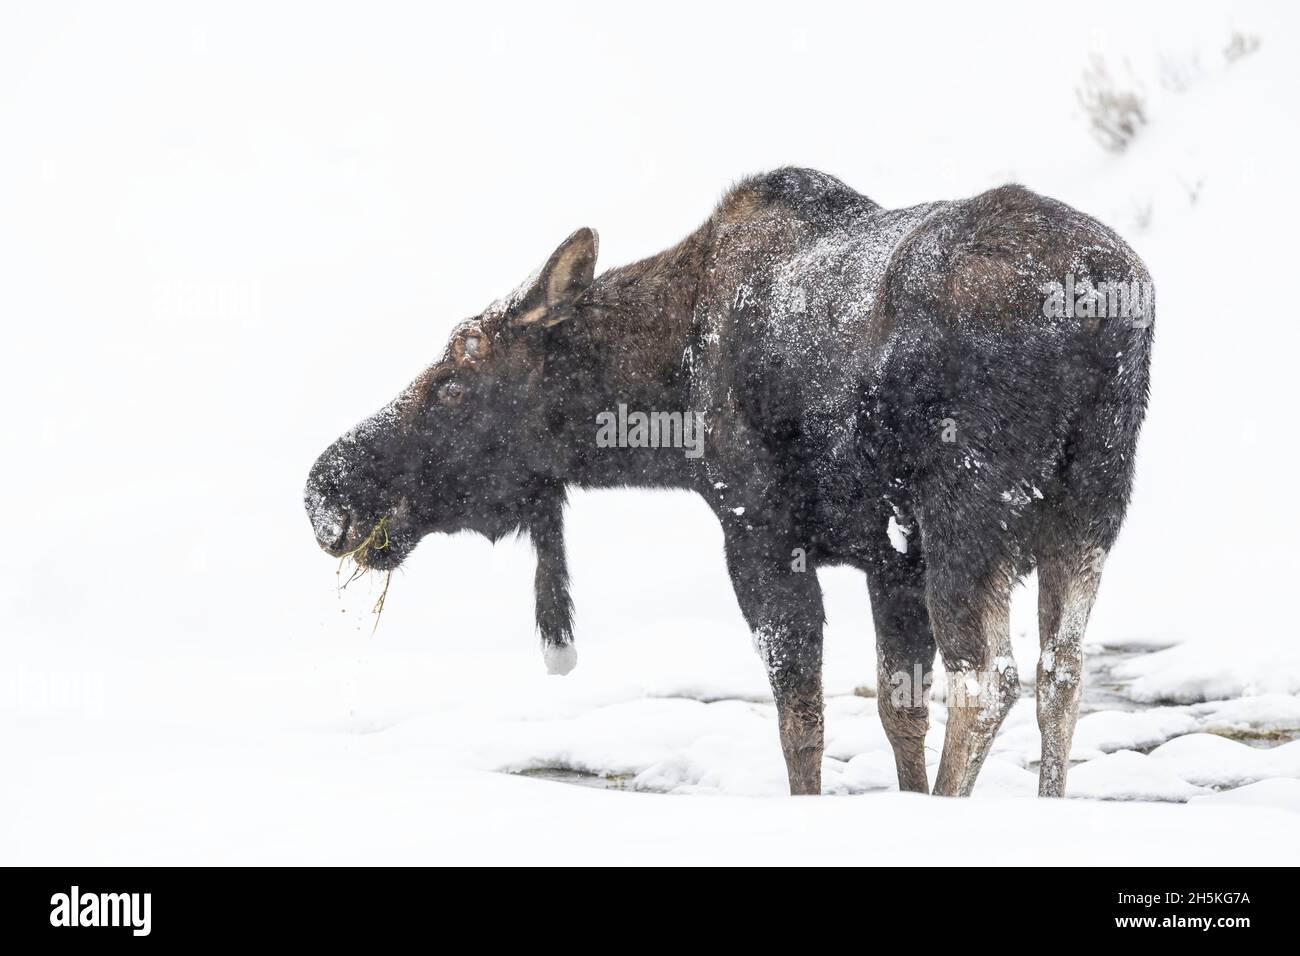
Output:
[
  {"xmin": 542, "ymin": 641, "xmax": 578, "ymax": 676},
  {"xmin": 886, "ymin": 515, "xmax": 910, "ymax": 554},
  {"xmin": 1112, "ymin": 642, "xmax": 1300, "ymax": 704},
  {"xmin": 1147, "ymin": 734, "xmax": 1300, "ymax": 789},
  {"xmin": 1066, "ymin": 751, "xmax": 1207, "ymax": 803},
  {"xmin": 3, "ymin": 1, "xmax": 1300, "ymax": 864},
  {"xmin": 1192, "ymin": 778, "xmax": 1300, "ymax": 814},
  {"xmin": 1072, "ymin": 708, "xmax": 1202, "ymax": 754}
]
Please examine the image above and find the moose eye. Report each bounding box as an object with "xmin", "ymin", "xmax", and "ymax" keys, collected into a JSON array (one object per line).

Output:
[{"xmin": 438, "ymin": 381, "xmax": 465, "ymax": 407}]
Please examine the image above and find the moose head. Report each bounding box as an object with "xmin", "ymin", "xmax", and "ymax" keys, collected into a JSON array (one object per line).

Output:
[{"xmin": 303, "ymin": 228, "xmax": 599, "ymax": 573}]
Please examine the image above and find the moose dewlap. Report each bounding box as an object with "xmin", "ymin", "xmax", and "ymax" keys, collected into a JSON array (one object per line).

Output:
[{"xmin": 304, "ymin": 167, "xmax": 1153, "ymax": 799}]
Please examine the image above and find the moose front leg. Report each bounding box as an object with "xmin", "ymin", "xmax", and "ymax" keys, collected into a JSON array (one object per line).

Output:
[
  {"xmin": 528, "ymin": 487, "xmax": 576, "ymax": 675},
  {"xmin": 723, "ymin": 527, "xmax": 826, "ymax": 796}
]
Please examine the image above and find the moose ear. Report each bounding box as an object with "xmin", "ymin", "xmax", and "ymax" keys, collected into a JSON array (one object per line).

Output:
[{"xmin": 513, "ymin": 227, "xmax": 599, "ymax": 329}]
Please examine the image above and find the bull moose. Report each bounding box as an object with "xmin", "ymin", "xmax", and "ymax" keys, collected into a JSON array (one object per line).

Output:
[{"xmin": 305, "ymin": 168, "xmax": 1153, "ymax": 798}]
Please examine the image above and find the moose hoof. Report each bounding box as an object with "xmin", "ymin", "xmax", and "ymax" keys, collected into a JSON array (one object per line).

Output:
[{"xmin": 542, "ymin": 642, "xmax": 577, "ymax": 676}]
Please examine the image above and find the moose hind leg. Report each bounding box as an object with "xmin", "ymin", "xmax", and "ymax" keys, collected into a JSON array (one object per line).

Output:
[
  {"xmin": 1036, "ymin": 550, "xmax": 1102, "ymax": 797},
  {"xmin": 867, "ymin": 544, "xmax": 936, "ymax": 793},
  {"xmin": 927, "ymin": 558, "xmax": 1018, "ymax": 797}
]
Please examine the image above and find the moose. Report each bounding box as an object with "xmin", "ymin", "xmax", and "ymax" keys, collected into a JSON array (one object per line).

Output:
[{"xmin": 305, "ymin": 168, "xmax": 1153, "ymax": 798}]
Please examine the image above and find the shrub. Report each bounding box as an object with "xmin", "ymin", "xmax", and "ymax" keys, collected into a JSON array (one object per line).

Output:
[{"xmin": 1076, "ymin": 55, "xmax": 1147, "ymax": 153}]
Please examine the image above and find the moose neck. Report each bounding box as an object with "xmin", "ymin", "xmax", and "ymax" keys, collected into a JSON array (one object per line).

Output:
[{"xmin": 542, "ymin": 225, "xmax": 712, "ymax": 490}]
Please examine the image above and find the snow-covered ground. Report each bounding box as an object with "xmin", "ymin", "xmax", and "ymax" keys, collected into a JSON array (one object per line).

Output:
[{"xmin": 3, "ymin": 1, "xmax": 1299, "ymax": 864}]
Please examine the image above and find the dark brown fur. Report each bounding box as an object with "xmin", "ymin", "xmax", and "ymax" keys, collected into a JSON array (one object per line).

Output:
[{"xmin": 306, "ymin": 168, "xmax": 1153, "ymax": 797}]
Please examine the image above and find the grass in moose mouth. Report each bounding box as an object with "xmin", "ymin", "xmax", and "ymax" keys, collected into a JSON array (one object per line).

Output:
[{"xmin": 336, "ymin": 516, "xmax": 393, "ymax": 633}]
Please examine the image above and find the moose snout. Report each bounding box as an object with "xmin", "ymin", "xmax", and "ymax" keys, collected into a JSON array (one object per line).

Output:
[
  {"xmin": 305, "ymin": 439, "xmax": 365, "ymax": 556},
  {"xmin": 308, "ymin": 499, "xmax": 352, "ymax": 554},
  {"xmin": 305, "ymin": 467, "xmax": 356, "ymax": 556}
]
